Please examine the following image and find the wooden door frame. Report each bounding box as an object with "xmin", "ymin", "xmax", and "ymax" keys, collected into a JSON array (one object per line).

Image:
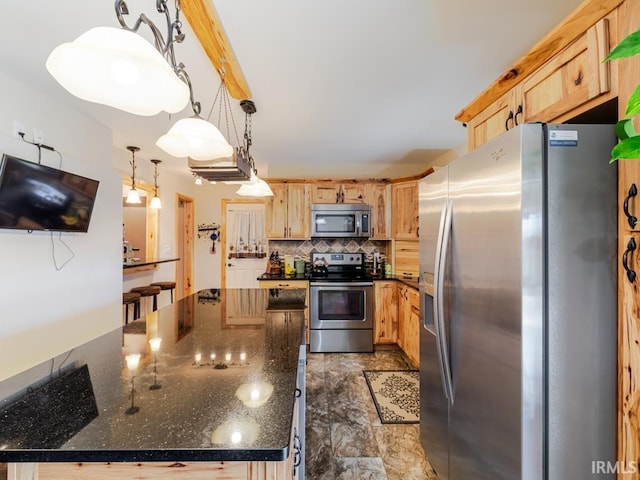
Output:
[
  {"xmin": 221, "ymin": 198, "xmax": 266, "ymax": 288},
  {"xmin": 176, "ymin": 193, "xmax": 195, "ymax": 299}
]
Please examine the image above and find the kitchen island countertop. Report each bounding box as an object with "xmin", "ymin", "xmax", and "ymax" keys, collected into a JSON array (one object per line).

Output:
[{"xmin": 0, "ymin": 288, "xmax": 305, "ymax": 464}]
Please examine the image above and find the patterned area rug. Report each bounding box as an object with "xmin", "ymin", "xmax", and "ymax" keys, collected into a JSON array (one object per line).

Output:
[{"xmin": 363, "ymin": 370, "xmax": 419, "ymax": 424}]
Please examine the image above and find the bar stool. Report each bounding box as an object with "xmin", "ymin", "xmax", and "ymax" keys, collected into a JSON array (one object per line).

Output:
[
  {"xmin": 130, "ymin": 285, "xmax": 161, "ymax": 316},
  {"xmin": 150, "ymin": 281, "xmax": 177, "ymax": 303},
  {"xmin": 122, "ymin": 292, "xmax": 141, "ymax": 325}
]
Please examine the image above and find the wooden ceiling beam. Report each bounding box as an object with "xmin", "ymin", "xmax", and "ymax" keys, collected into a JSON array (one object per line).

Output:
[{"xmin": 181, "ymin": 0, "xmax": 251, "ymax": 100}]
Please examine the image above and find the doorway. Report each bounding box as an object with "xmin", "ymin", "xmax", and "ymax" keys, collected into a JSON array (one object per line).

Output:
[
  {"xmin": 222, "ymin": 199, "xmax": 266, "ymax": 288},
  {"xmin": 176, "ymin": 194, "xmax": 194, "ymax": 300}
]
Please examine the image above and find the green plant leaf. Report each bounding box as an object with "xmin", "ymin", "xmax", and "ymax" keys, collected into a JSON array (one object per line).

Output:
[
  {"xmin": 604, "ymin": 27, "xmax": 640, "ymax": 61},
  {"xmin": 616, "ymin": 119, "xmax": 638, "ymax": 140},
  {"xmin": 627, "ymin": 84, "xmax": 640, "ymax": 117},
  {"xmin": 611, "ymin": 136, "xmax": 640, "ymax": 162}
]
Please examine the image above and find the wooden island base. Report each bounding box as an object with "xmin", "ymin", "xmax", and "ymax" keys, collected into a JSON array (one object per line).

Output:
[{"xmin": 9, "ymin": 459, "xmax": 294, "ymax": 480}]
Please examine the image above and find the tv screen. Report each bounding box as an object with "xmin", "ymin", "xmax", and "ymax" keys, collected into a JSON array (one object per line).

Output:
[{"xmin": 0, "ymin": 154, "xmax": 99, "ymax": 232}]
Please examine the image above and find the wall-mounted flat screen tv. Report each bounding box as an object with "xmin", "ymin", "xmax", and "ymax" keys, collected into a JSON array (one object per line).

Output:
[{"xmin": 0, "ymin": 154, "xmax": 100, "ymax": 232}]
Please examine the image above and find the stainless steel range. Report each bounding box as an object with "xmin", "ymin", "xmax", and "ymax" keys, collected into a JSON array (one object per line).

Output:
[{"xmin": 308, "ymin": 252, "xmax": 373, "ymax": 353}]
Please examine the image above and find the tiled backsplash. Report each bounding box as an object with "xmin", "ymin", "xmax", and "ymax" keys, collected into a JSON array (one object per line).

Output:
[{"xmin": 268, "ymin": 239, "xmax": 389, "ymax": 263}]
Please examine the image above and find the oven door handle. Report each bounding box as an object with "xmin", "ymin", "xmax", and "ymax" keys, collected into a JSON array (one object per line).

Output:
[{"xmin": 310, "ymin": 282, "xmax": 374, "ymax": 287}]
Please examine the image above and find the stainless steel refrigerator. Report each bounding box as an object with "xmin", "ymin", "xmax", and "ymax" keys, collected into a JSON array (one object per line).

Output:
[{"xmin": 418, "ymin": 123, "xmax": 617, "ymax": 480}]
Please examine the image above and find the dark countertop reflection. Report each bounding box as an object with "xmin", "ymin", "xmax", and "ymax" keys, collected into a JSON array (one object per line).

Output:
[{"xmin": 0, "ymin": 289, "xmax": 305, "ymax": 463}]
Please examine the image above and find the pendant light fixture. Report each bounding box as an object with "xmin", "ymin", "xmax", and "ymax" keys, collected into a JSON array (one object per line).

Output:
[
  {"xmin": 235, "ymin": 100, "xmax": 273, "ymax": 197},
  {"xmin": 149, "ymin": 159, "xmax": 162, "ymax": 209},
  {"xmin": 157, "ymin": 67, "xmax": 236, "ymax": 161},
  {"xmin": 184, "ymin": 70, "xmax": 252, "ymax": 180},
  {"xmin": 46, "ymin": 1, "xmax": 190, "ymax": 116},
  {"xmin": 126, "ymin": 146, "xmax": 142, "ymax": 204}
]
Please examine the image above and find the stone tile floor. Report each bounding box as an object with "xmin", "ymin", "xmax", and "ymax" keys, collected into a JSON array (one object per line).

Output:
[{"xmin": 305, "ymin": 348, "xmax": 439, "ymax": 480}]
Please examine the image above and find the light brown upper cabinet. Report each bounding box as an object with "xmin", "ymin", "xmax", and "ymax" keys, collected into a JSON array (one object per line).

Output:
[
  {"xmin": 392, "ymin": 181, "xmax": 419, "ymax": 240},
  {"xmin": 365, "ymin": 183, "xmax": 391, "ymax": 239},
  {"xmin": 521, "ymin": 15, "xmax": 616, "ymax": 124},
  {"xmin": 465, "ymin": 88, "xmax": 521, "ymax": 151},
  {"xmin": 465, "ymin": 15, "xmax": 617, "ymax": 151},
  {"xmin": 265, "ymin": 183, "xmax": 310, "ymax": 239},
  {"xmin": 311, "ymin": 182, "xmax": 366, "ymax": 204}
]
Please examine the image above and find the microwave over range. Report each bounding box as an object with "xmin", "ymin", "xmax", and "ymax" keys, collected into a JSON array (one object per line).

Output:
[{"xmin": 311, "ymin": 203, "xmax": 371, "ymax": 238}]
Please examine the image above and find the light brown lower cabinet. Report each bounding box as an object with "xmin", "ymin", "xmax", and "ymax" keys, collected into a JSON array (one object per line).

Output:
[
  {"xmin": 374, "ymin": 281, "xmax": 419, "ymax": 367},
  {"xmin": 373, "ymin": 281, "xmax": 398, "ymax": 344},
  {"xmin": 397, "ymin": 284, "xmax": 420, "ymax": 367}
]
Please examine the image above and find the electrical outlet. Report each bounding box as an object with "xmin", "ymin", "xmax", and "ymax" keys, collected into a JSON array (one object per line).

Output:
[
  {"xmin": 13, "ymin": 121, "xmax": 25, "ymax": 138},
  {"xmin": 33, "ymin": 128, "xmax": 44, "ymax": 144}
]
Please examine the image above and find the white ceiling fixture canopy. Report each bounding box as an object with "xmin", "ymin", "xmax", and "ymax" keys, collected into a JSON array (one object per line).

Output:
[{"xmin": 45, "ymin": 0, "xmax": 192, "ymax": 116}]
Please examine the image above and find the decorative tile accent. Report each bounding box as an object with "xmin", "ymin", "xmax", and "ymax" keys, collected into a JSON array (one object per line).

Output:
[
  {"xmin": 346, "ymin": 240, "xmax": 360, "ymax": 252},
  {"xmin": 315, "ymin": 240, "xmax": 330, "ymax": 252},
  {"xmin": 267, "ymin": 238, "xmax": 390, "ymax": 262},
  {"xmin": 299, "ymin": 240, "xmax": 314, "ymax": 255},
  {"xmin": 361, "ymin": 241, "xmax": 376, "ymax": 254},
  {"xmin": 329, "ymin": 239, "xmax": 343, "ymax": 252}
]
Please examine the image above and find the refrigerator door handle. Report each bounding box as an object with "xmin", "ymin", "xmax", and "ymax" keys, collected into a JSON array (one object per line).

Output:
[
  {"xmin": 436, "ymin": 200, "xmax": 455, "ymax": 405},
  {"xmin": 433, "ymin": 202, "xmax": 453, "ymax": 402}
]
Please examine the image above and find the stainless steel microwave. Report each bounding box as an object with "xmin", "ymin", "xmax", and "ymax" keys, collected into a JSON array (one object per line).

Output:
[{"xmin": 311, "ymin": 204, "xmax": 371, "ymax": 238}]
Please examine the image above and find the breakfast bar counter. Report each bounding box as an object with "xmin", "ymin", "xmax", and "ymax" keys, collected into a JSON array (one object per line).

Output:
[
  {"xmin": 0, "ymin": 288, "xmax": 306, "ymax": 480},
  {"xmin": 122, "ymin": 257, "xmax": 180, "ymax": 274}
]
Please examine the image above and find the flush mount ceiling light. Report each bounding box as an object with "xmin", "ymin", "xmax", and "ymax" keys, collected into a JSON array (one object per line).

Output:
[
  {"xmin": 235, "ymin": 100, "xmax": 273, "ymax": 197},
  {"xmin": 46, "ymin": 0, "xmax": 191, "ymax": 116},
  {"xmin": 126, "ymin": 146, "xmax": 142, "ymax": 204},
  {"xmin": 149, "ymin": 159, "xmax": 162, "ymax": 209}
]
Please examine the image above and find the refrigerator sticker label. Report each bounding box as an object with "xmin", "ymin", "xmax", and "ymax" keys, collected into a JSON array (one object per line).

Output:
[{"xmin": 549, "ymin": 130, "xmax": 578, "ymax": 147}]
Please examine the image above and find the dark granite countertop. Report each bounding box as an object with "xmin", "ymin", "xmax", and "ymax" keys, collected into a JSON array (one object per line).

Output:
[
  {"xmin": 257, "ymin": 272, "xmax": 418, "ymax": 289},
  {"xmin": 0, "ymin": 289, "xmax": 305, "ymax": 463},
  {"xmin": 123, "ymin": 257, "xmax": 180, "ymax": 269},
  {"xmin": 257, "ymin": 273, "xmax": 311, "ymax": 281}
]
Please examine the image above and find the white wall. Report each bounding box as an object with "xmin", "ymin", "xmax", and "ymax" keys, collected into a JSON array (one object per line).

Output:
[
  {"xmin": 193, "ymin": 183, "xmax": 258, "ymax": 290},
  {"xmin": 0, "ymin": 71, "xmax": 121, "ymax": 381}
]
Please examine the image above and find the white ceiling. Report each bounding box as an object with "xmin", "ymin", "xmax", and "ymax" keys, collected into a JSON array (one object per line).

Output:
[{"xmin": 0, "ymin": 0, "xmax": 583, "ymax": 180}]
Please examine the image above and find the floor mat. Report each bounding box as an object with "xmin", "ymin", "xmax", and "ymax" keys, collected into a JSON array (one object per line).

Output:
[{"xmin": 363, "ymin": 370, "xmax": 419, "ymax": 424}]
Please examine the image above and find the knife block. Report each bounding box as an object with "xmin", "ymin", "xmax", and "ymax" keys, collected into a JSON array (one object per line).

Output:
[{"xmin": 266, "ymin": 260, "xmax": 282, "ymax": 275}]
